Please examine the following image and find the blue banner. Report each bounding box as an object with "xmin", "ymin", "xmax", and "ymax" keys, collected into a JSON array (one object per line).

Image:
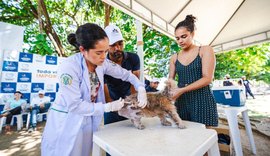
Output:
[
  {"xmin": 45, "ymin": 92, "xmax": 56, "ymax": 102},
  {"xmin": 31, "ymin": 83, "xmax": 44, "ymax": 93},
  {"xmin": 17, "ymin": 72, "xmax": 32, "ymax": 82},
  {"xmin": 22, "ymin": 93, "xmax": 31, "ymax": 103},
  {"xmin": 1, "ymin": 82, "xmax": 17, "ymax": 93},
  {"xmin": 46, "ymin": 56, "xmax": 57, "ymax": 65},
  {"xmin": 19, "ymin": 53, "xmax": 33, "ymax": 62},
  {"xmin": 2, "ymin": 61, "xmax": 18, "ymax": 72}
]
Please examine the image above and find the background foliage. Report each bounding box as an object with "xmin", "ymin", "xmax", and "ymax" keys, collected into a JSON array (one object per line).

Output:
[
  {"xmin": 215, "ymin": 42, "xmax": 270, "ymax": 83},
  {"xmin": 0, "ymin": 0, "xmax": 269, "ymax": 83}
]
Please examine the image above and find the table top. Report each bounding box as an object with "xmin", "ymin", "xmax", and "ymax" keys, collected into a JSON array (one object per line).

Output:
[
  {"xmin": 217, "ymin": 104, "xmax": 248, "ymax": 114},
  {"xmin": 94, "ymin": 117, "xmax": 218, "ymax": 156}
]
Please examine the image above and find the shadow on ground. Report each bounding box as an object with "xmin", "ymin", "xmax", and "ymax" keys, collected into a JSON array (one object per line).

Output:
[{"xmin": 0, "ymin": 123, "xmax": 44, "ymax": 156}]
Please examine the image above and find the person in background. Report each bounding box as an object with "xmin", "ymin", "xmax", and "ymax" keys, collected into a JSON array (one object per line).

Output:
[
  {"xmin": 242, "ymin": 76, "xmax": 255, "ymax": 99},
  {"xmin": 145, "ymin": 78, "xmax": 159, "ymax": 92},
  {"xmin": 28, "ymin": 90, "xmax": 51, "ymax": 132},
  {"xmin": 223, "ymin": 74, "xmax": 233, "ymax": 86},
  {"xmin": 103, "ymin": 24, "xmax": 141, "ymax": 125},
  {"xmin": 0, "ymin": 91, "xmax": 27, "ymax": 132},
  {"xmin": 169, "ymin": 15, "xmax": 218, "ymax": 127},
  {"xmin": 41, "ymin": 23, "xmax": 147, "ymax": 156},
  {"xmin": 144, "ymin": 77, "xmax": 150, "ymax": 88}
]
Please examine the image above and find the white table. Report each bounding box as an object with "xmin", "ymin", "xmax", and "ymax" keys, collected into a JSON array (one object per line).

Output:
[
  {"xmin": 217, "ymin": 105, "xmax": 257, "ymax": 156},
  {"xmin": 93, "ymin": 117, "xmax": 220, "ymax": 156}
]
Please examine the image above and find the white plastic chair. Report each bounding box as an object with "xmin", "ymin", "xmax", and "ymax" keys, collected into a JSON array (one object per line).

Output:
[{"xmin": 0, "ymin": 114, "xmax": 23, "ymax": 133}]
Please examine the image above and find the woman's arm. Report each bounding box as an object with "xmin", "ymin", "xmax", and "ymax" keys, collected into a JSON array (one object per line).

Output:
[
  {"xmin": 169, "ymin": 54, "xmax": 177, "ymax": 79},
  {"xmin": 57, "ymin": 59, "xmax": 104, "ymax": 116},
  {"xmin": 104, "ymin": 59, "xmax": 144, "ymax": 90},
  {"xmin": 172, "ymin": 46, "xmax": 216, "ymax": 99}
]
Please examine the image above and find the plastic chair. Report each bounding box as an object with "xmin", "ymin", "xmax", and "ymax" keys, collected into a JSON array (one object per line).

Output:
[{"xmin": 0, "ymin": 114, "xmax": 23, "ymax": 133}]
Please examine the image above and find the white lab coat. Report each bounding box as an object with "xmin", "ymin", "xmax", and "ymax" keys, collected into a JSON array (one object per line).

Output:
[{"xmin": 41, "ymin": 53, "xmax": 143, "ymax": 156}]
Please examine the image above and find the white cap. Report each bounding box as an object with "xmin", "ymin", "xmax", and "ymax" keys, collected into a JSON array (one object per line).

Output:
[
  {"xmin": 38, "ymin": 90, "xmax": 45, "ymax": 95},
  {"xmin": 104, "ymin": 24, "xmax": 123, "ymax": 45},
  {"xmin": 151, "ymin": 78, "xmax": 159, "ymax": 83}
]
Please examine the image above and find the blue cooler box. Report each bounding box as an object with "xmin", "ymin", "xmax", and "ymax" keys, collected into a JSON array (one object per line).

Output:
[{"xmin": 212, "ymin": 86, "xmax": 246, "ymax": 106}]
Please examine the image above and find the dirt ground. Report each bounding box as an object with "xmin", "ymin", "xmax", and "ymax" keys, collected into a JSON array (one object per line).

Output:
[{"xmin": 0, "ymin": 95, "xmax": 269, "ymax": 156}]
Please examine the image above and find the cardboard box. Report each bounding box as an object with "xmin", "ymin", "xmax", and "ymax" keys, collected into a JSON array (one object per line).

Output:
[
  {"xmin": 212, "ymin": 86, "xmax": 246, "ymax": 106},
  {"xmin": 212, "ymin": 127, "xmax": 232, "ymax": 155}
]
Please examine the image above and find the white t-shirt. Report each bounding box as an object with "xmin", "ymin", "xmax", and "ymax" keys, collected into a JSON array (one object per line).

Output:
[{"xmin": 30, "ymin": 96, "xmax": 51, "ymax": 106}]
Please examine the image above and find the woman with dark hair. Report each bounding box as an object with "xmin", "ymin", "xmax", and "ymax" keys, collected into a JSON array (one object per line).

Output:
[
  {"xmin": 0, "ymin": 91, "xmax": 27, "ymax": 132},
  {"xmin": 41, "ymin": 23, "xmax": 147, "ymax": 156},
  {"xmin": 169, "ymin": 15, "xmax": 218, "ymax": 127}
]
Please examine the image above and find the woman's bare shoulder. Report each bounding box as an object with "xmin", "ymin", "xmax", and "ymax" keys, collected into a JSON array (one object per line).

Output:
[
  {"xmin": 170, "ymin": 53, "xmax": 178, "ymax": 59},
  {"xmin": 170, "ymin": 53, "xmax": 178, "ymax": 63},
  {"xmin": 199, "ymin": 45, "xmax": 214, "ymax": 56}
]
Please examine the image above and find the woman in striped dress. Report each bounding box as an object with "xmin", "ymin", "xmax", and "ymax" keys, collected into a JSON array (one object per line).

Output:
[{"xmin": 169, "ymin": 15, "xmax": 218, "ymax": 127}]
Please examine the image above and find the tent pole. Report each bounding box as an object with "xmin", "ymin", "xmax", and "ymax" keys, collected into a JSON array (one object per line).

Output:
[{"xmin": 136, "ymin": 20, "xmax": 144, "ymax": 83}]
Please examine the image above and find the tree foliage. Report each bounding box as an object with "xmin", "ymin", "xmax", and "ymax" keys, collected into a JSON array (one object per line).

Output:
[
  {"xmin": 215, "ymin": 42, "xmax": 270, "ymax": 83},
  {"xmin": 1, "ymin": 0, "xmax": 269, "ymax": 83}
]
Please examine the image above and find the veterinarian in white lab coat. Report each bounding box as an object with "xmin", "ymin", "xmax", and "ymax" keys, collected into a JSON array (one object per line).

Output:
[{"xmin": 41, "ymin": 23, "xmax": 147, "ymax": 156}]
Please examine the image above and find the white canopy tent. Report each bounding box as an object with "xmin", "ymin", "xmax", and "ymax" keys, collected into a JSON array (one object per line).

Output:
[{"xmin": 102, "ymin": 0, "xmax": 270, "ymax": 52}]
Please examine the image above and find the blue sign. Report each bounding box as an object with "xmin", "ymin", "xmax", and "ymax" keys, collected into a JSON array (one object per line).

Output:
[
  {"xmin": 22, "ymin": 93, "xmax": 31, "ymax": 103},
  {"xmin": 45, "ymin": 92, "xmax": 56, "ymax": 102},
  {"xmin": 31, "ymin": 83, "xmax": 44, "ymax": 93},
  {"xmin": 1, "ymin": 82, "xmax": 17, "ymax": 93},
  {"xmin": 2, "ymin": 61, "xmax": 18, "ymax": 72},
  {"xmin": 17, "ymin": 72, "xmax": 32, "ymax": 82},
  {"xmin": 19, "ymin": 53, "xmax": 33, "ymax": 62},
  {"xmin": 46, "ymin": 56, "xmax": 57, "ymax": 65}
]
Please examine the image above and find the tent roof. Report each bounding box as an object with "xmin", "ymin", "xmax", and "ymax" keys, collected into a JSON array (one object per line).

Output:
[{"xmin": 102, "ymin": 0, "xmax": 270, "ymax": 52}]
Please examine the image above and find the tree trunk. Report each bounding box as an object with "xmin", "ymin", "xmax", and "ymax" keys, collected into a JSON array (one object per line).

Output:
[
  {"xmin": 104, "ymin": 3, "xmax": 111, "ymax": 27},
  {"xmin": 31, "ymin": 0, "xmax": 66, "ymax": 57}
]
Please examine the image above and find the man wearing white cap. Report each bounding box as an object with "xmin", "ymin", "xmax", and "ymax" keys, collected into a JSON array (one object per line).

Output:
[
  {"xmin": 28, "ymin": 90, "xmax": 51, "ymax": 132},
  {"xmin": 145, "ymin": 78, "xmax": 159, "ymax": 92},
  {"xmin": 104, "ymin": 24, "xmax": 141, "ymax": 124}
]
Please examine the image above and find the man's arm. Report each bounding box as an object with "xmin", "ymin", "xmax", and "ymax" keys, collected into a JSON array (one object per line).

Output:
[
  {"xmin": 104, "ymin": 84, "xmax": 113, "ymax": 103},
  {"xmin": 131, "ymin": 70, "xmax": 140, "ymax": 94},
  {"xmin": 130, "ymin": 53, "xmax": 141, "ymax": 94}
]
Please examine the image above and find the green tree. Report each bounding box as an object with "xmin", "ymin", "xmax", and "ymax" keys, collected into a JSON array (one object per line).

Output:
[
  {"xmin": 215, "ymin": 42, "xmax": 270, "ymax": 83},
  {"xmin": 0, "ymin": 0, "xmax": 107, "ymax": 56}
]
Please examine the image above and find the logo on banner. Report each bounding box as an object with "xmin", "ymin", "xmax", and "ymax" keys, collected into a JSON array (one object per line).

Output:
[
  {"xmin": 46, "ymin": 84, "xmax": 55, "ymax": 92},
  {"xmin": 19, "ymin": 53, "xmax": 33, "ymax": 62},
  {"xmin": 3, "ymin": 73, "xmax": 16, "ymax": 81},
  {"xmin": 17, "ymin": 83, "xmax": 30, "ymax": 92},
  {"xmin": 4, "ymin": 51, "xmax": 18, "ymax": 61},
  {"xmin": 31, "ymin": 83, "xmax": 44, "ymax": 92},
  {"xmin": 19, "ymin": 63, "xmax": 30, "ymax": 71},
  {"xmin": 17, "ymin": 73, "xmax": 32, "ymax": 82},
  {"xmin": 34, "ymin": 55, "xmax": 44, "ymax": 63},
  {"xmin": 46, "ymin": 56, "xmax": 57, "ymax": 65},
  {"xmin": 1, "ymin": 82, "xmax": 16, "ymax": 93},
  {"xmin": 1, "ymin": 94, "xmax": 14, "ymax": 103},
  {"xmin": 45, "ymin": 93, "xmax": 56, "ymax": 102},
  {"xmin": 2, "ymin": 61, "xmax": 18, "ymax": 72}
]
